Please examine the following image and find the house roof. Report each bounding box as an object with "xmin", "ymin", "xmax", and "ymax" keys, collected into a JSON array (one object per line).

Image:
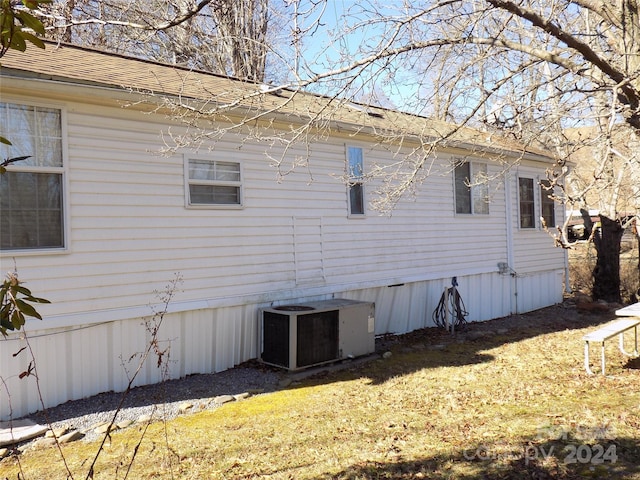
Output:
[{"xmin": 1, "ymin": 41, "xmax": 553, "ymax": 162}]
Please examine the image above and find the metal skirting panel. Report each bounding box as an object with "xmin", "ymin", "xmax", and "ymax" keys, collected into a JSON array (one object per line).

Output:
[
  {"xmin": 0, "ymin": 269, "xmax": 563, "ymax": 420},
  {"xmin": 511, "ymin": 270, "xmax": 565, "ymax": 314},
  {"xmin": 341, "ymin": 270, "xmax": 562, "ymax": 335},
  {"xmin": 339, "ymin": 276, "xmax": 491, "ymax": 335},
  {"xmin": 0, "ymin": 305, "xmax": 259, "ymax": 421}
]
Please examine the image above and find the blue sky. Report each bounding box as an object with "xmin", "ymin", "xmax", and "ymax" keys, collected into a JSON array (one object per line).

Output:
[{"xmin": 280, "ymin": 0, "xmax": 417, "ymax": 111}]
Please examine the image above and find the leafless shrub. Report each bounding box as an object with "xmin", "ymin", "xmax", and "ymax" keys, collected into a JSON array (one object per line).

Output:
[{"xmin": 3, "ymin": 274, "xmax": 183, "ymax": 479}]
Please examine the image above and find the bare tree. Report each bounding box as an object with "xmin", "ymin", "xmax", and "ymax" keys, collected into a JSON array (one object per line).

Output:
[
  {"xmin": 37, "ymin": 0, "xmax": 274, "ymax": 81},
  {"xmin": 564, "ymin": 123, "xmax": 640, "ymax": 301}
]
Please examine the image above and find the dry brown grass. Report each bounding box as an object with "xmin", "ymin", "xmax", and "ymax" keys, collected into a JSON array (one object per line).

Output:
[{"xmin": 2, "ymin": 303, "xmax": 640, "ymax": 479}]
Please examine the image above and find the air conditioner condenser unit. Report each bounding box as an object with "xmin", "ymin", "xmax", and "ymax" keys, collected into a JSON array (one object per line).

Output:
[{"xmin": 260, "ymin": 298, "xmax": 375, "ymax": 371}]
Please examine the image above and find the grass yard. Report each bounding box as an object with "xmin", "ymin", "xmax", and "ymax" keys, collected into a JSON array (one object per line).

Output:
[{"xmin": 2, "ymin": 303, "xmax": 640, "ymax": 479}]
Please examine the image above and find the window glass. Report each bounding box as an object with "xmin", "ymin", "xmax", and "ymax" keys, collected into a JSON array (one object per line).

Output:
[
  {"xmin": 347, "ymin": 146, "xmax": 365, "ymax": 215},
  {"xmin": 187, "ymin": 158, "xmax": 242, "ymax": 206},
  {"xmin": 455, "ymin": 161, "xmax": 488, "ymax": 215},
  {"xmin": 540, "ymin": 180, "xmax": 555, "ymax": 228},
  {"xmin": 472, "ymin": 163, "xmax": 489, "ymax": 214},
  {"xmin": 519, "ymin": 177, "xmax": 535, "ymax": 228},
  {"xmin": 349, "ymin": 183, "xmax": 364, "ymax": 216},
  {"xmin": 455, "ymin": 162, "xmax": 471, "ymax": 214},
  {"xmin": 189, "ymin": 159, "xmax": 216, "ymax": 181},
  {"xmin": 1, "ymin": 104, "xmax": 62, "ymax": 168},
  {"xmin": 0, "ymin": 103, "xmax": 65, "ymax": 250},
  {"xmin": 348, "ymin": 147, "xmax": 363, "ymax": 177},
  {"xmin": 189, "ymin": 184, "xmax": 240, "ymax": 205}
]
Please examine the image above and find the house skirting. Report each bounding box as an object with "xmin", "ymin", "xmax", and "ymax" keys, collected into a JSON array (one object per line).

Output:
[{"xmin": 0, "ymin": 269, "xmax": 563, "ymax": 420}]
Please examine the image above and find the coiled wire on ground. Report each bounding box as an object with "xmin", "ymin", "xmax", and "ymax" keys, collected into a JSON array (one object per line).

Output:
[{"xmin": 432, "ymin": 286, "xmax": 469, "ymax": 330}]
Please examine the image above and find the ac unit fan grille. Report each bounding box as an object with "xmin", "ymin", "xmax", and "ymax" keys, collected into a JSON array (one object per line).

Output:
[
  {"xmin": 296, "ymin": 310, "xmax": 339, "ymax": 367},
  {"xmin": 262, "ymin": 311, "xmax": 290, "ymax": 368},
  {"xmin": 261, "ymin": 309, "xmax": 340, "ymax": 369}
]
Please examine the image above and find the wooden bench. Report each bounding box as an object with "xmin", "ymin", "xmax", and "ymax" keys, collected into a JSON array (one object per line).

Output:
[{"xmin": 583, "ymin": 318, "xmax": 640, "ymax": 375}]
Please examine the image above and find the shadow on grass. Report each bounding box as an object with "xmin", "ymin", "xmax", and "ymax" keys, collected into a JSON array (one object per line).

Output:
[
  {"xmin": 292, "ymin": 303, "xmax": 622, "ymax": 387},
  {"xmin": 313, "ymin": 434, "xmax": 640, "ymax": 480},
  {"xmin": 624, "ymin": 356, "xmax": 640, "ymax": 371}
]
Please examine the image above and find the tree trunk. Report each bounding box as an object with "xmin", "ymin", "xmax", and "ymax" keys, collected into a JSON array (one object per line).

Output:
[
  {"xmin": 592, "ymin": 215, "xmax": 624, "ymax": 303},
  {"xmin": 635, "ymin": 217, "xmax": 640, "ymax": 303}
]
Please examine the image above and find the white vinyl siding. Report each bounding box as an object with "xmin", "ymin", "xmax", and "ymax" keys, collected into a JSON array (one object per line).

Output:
[
  {"xmin": 509, "ymin": 166, "xmax": 565, "ymax": 274},
  {"xmin": 0, "ymin": 99, "xmax": 565, "ymax": 320},
  {"xmin": 0, "ymin": 102, "xmax": 65, "ymax": 250},
  {"xmin": 293, "ymin": 216, "xmax": 325, "ymax": 285}
]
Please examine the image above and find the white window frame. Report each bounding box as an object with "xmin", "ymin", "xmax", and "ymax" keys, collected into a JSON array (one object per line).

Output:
[
  {"xmin": 0, "ymin": 99, "xmax": 69, "ymax": 255},
  {"xmin": 539, "ymin": 178, "xmax": 556, "ymax": 229},
  {"xmin": 184, "ymin": 155, "xmax": 243, "ymax": 209},
  {"xmin": 346, "ymin": 145, "xmax": 365, "ymax": 217},
  {"xmin": 518, "ymin": 176, "xmax": 536, "ymax": 229},
  {"xmin": 453, "ymin": 159, "xmax": 489, "ymax": 215}
]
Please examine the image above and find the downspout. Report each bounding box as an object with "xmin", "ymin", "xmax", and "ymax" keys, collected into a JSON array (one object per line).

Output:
[
  {"xmin": 504, "ymin": 170, "xmax": 517, "ymax": 314},
  {"xmin": 564, "ymin": 221, "xmax": 572, "ymax": 295},
  {"xmin": 564, "ymin": 248, "xmax": 572, "ymax": 295},
  {"xmin": 563, "ymin": 166, "xmax": 573, "ymax": 295}
]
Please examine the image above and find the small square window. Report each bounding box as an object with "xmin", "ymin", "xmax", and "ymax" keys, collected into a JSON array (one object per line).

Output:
[{"xmin": 186, "ymin": 158, "xmax": 242, "ymax": 207}]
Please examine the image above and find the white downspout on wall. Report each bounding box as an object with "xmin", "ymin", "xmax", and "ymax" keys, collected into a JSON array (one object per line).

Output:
[{"xmin": 504, "ymin": 170, "xmax": 517, "ymax": 314}]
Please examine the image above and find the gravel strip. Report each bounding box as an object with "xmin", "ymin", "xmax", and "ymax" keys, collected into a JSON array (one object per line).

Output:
[{"xmin": 24, "ymin": 362, "xmax": 282, "ymax": 444}]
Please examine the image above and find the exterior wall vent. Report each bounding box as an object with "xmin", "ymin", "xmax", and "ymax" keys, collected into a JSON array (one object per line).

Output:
[{"xmin": 260, "ymin": 298, "xmax": 375, "ymax": 371}]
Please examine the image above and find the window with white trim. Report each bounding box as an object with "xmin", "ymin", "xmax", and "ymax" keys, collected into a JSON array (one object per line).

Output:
[
  {"xmin": 0, "ymin": 102, "xmax": 65, "ymax": 250},
  {"xmin": 454, "ymin": 161, "xmax": 489, "ymax": 214},
  {"xmin": 518, "ymin": 177, "xmax": 535, "ymax": 228},
  {"xmin": 186, "ymin": 157, "xmax": 242, "ymax": 206},
  {"xmin": 347, "ymin": 146, "xmax": 365, "ymax": 216},
  {"xmin": 540, "ymin": 179, "xmax": 556, "ymax": 228}
]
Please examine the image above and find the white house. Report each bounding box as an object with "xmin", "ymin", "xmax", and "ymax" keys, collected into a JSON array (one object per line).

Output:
[{"xmin": 0, "ymin": 43, "xmax": 568, "ymax": 419}]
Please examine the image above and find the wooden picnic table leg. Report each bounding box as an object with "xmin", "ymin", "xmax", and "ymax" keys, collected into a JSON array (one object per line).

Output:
[{"xmin": 584, "ymin": 341, "xmax": 594, "ymax": 375}]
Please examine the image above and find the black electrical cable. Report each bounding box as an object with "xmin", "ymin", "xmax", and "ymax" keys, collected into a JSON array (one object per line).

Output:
[{"xmin": 432, "ymin": 286, "xmax": 468, "ymax": 330}]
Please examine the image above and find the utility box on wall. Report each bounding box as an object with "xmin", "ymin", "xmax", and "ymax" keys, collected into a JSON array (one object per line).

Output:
[{"xmin": 260, "ymin": 298, "xmax": 375, "ymax": 371}]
